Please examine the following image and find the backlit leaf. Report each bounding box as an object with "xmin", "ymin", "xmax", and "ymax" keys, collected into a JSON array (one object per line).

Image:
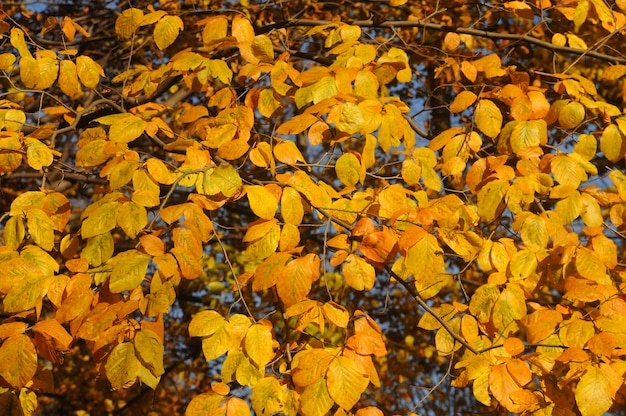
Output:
[
  {"xmin": 0, "ymin": 335, "xmax": 37, "ymax": 388},
  {"xmin": 82, "ymin": 201, "xmax": 120, "ymax": 239},
  {"xmin": 343, "ymin": 254, "xmax": 376, "ymax": 291},
  {"xmin": 154, "ymin": 15, "xmax": 184, "ymax": 50},
  {"xmin": 449, "ymin": 91, "xmax": 477, "ymax": 113},
  {"xmin": 109, "ymin": 250, "xmax": 150, "ymax": 293},
  {"xmin": 76, "ymin": 55, "xmax": 104, "ymax": 89},
  {"xmin": 276, "ymin": 254, "xmax": 319, "ymax": 306},
  {"xmin": 475, "ymin": 99, "xmax": 502, "ymax": 138},
  {"xmin": 117, "ymin": 201, "xmax": 148, "ymax": 238},
  {"xmin": 244, "ymin": 323, "xmax": 275, "ymax": 368},
  {"xmin": 105, "ymin": 342, "xmax": 141, "ymax": 390},
  {"xmin": 245, "ymin": 185, "xmax": 278, "ymax": 220},
  {"xmin": 575, "ymin": 365, "xmax": 619, "ymax": 416},
  {"xmin": 134, "ymin": 329, "xmax": 165, "ymax": 377},
  {"xmin": 326, "ymin": 356, "xmax": 369, "ymax": 410},
  {"xmin": 493, "ymin": 283, "xmax": 527, "ymax": 336},
  {"xmin": 336, "ymin": 152, "xmax": 363, "ymax": 187},
  {"xmin": 115, "ymin": 8, "xmax": 143, "ymax": 39},
  {"xmin": 300, "ymin": 378, "xmax": 334, "ymax": 416}
]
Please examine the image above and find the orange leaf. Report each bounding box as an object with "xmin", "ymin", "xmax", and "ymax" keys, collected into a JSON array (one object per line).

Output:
[{"xmin": 276, "ymin": 254, "xmax": 319, "ymax": 306}]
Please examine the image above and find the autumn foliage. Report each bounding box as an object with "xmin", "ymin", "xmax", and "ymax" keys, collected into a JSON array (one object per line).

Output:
[{"xmin": 1, "ymin": 0, "xmax": 626, "ymax": 414}]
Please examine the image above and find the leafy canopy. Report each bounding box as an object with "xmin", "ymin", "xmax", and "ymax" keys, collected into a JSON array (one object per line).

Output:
[{"xmin": 1, "ymin": 0, "xmax": 626, "ymax": 415}]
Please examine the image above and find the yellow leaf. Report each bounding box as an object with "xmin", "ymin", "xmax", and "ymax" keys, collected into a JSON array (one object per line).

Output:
[
  {"xmin": 251, "ymin": 35, "xmax": 274, "ymax": 62},
  {"xmin": 10, "ymin": 28, "xmax": 32, "ymax": 59},
  {"xmin": 258, "ymin": 89, "xmax": 281, "ymax": 118},
  {"xmin": 273, "ymin": 141, "xmax": 305, "ymax": 166},
  {"xmin": 343, "ymin": 254, "xmax": 375, "ymax": 291},
  {"xmin": 201, "ymin": 321, "xmax": 238, "ymax": 362},
  {"xmin": 520, "ymin": 215, "xmax": 548, "ymax": 251},
  {"xmin": 279, "ymin": 223, "xmax": 299, "ymax": 252},
  {"xmin": 566, "ymin": 33, "xmax": 587, "ymax": 50},
  {"xmin": 300, "ymin": 378, "xmax": 334, "ymax": 416},
  {"xmin": 244, "ymin": 223, "xmax": 281, "ymax": 262},
  {"xmin": 555, "ymin": 190, "xmax": 582, "ymax": 224},
  {"xmin": 510, "ymin": 120, "xmax": 547, "ymax": 154},
  {"xmin": 0, "ymin": 335, "xmax": 37, "ymax": 388},
  {"xmin": 203, "ymin": 16, "xmax": 228, "ymax": 47},
  {"xmin": 3, "ymin": 216, "xmax": 25, "ymax": 250},
  {"xmin": 96, "ymin": 113, "xmax": 147, "ymax": 143},
  {"xmin": 492, "ymin": 283, "xmax": 526, "ymax": 336},
  {"xmin": 250, "ymin": 377, "xmax": 284, "ymax": 416},
  {"xmin": 576, "ymin": 247, "xmax": 610, "ymax": 284},
  {"xmin": 390, "ymin": 0, "xmax": 408, "ymax": 5},
  {"xmin": 117, "ymin": 201, "xmax": 148, "ymax": 238},
  {"xmin": 276, "ymin": 254, "xmax": 319, "ymax": 306},
  {"xmin": 335, "ymin": 152, "xmax": 364, "ymax": 187},
  {"xmin": 276, "ymin": 114, "xmax": 318, "ymax": 135},
  {"xmin": 334, "ymin": 102, "xmax": 365, "ymax": 134},
  {"xmin": 477, "ymin": 179, "xmax": 509, "ymax": 221},
  {"xmin": 281, "ymin": 187, "xmax": 304, "ymax": 225},
  {"xmin": 60, "ymin": 16, "xmax": 77, "ymax": 40},
  {"xmin": 461, "ymin": 61, "xmax": 477, "ymax": 82},
  {"xmin": 105, "ymin": 342, "xmax": 141, "ymax": 390},
  {"xmin": 59, "ymin": 60, "xmax": 82, "ymax": 98},
  {"xmin": 33, "ymin": 52, "xmax": 59, "ymax": 89},
  {"xmin": 201, "ymin": 164, "xmax": 243, "ymax": 198},
  {"xmin": 19, "ymin": 56, "xmax": 40, "ymax": 89},
  {"xmin": 252, "ymin": 252, "xmax": 290, "ymax": 291},
  {"xmin": 551, "ymin": 155, "xmax": 586, "ymax": 188},
  {"xmin": 76, "ymin": 55, "xmax": 104, "ymax": 89},
  {"xmin": 82, "ymin": 201, "xmax": 120, "ymax": 238},
  {"xmin": 435, "ymin": 317, "xmax": 460, "ymax": 355},
  {"xmin": 186, "ymin": 392, "xmax": 225, "ymax": 416},
  {"xmin": 326, "ymin": 356, "xmax": 369, "ymax": 410},
  {"xmin": 558, "ymin": 101, "xmax": 585, "ymax": 128},
  {"xmin": 3, "ymin": 109, "xmax": 25, "ymax": 132},
  {"xmin": 245, "ymin": 185, "xmax": 278, "ymax": 220},
  {"xmin": 226, "ymin": 397, "xmax": 251, "ymax": 416},
  {"xmin": 244, "ymin": 323, "xmax": 275, "ymax": 368},
  {"xmin": 602, "ymin": 64, "xmax": 626, "ymax": 81},
  {"xmin": 140, "ymin": 10, "xmax": 168, "ymax": 27},
  {"xmin": 449, "ymin": 90, "xmax": 477, "ymax": 113},
  {"xmin": 154, "ymin": 15, "xmax": 184, "ymax": 50},
  {"xmin": 232, "ymin": 15, "xmax": 255, "ymax": 44},
  {"xmin": 405, "ymin": 234, "xmax": 447, "ymax": 299},
  {"xmin": 575, "ymin": 365, "xmax": 619, "ymax": 416},
  {"xmin": 475, "ymin": 99, "xmax": 502, "ymax": 138},
  {"xmin": 189, "ymin": 310, "xmax": 226, "ymax": 337},
  {"xmin": 581, "ymin": 191, "xmax": 603, "ymax": 227},
  {"xmin": 109, "ymin": 250, "xmax": 150, "ymax": 293},
  {"xmin": 115, "ymin": 8, "xmax": 144, "ymax": 39},
  {"xmin": 322, "ymin": 302, "xmax": 350, "ymax": 328},
  {"xmin": 26, "ymin": 208, "xmax": 55, "ymax": 251},
  {"xmin": 443, "ymin": 32, "xmax": 461, "ymax": 51},
  {"xmin": 609, "ymin": 170, "xmax": 626, "ymax": 201},
  {"xmin": 469, "ymin": 284, "xmax": 500, "ymax": 324},
  {"xmin": 81, "ymin": 232, "xmax": 114, "ymax": 267},
  {"xmin": 145, "ymin": 158, "xmax": 178, "ymax": 185},
  {"xmin": 134, "ymin": 329, "xmax": 165, "ymax": 377},
  {"xmin": 473, "ymin": 54, "xmax": 507, "ymax": 78},
  {"xmin": 0, "ymin": 53, "xmax": 16, "ymax": 71},
  {"xmin": 504, "ymin": 1, "xmax": 534, "ymax": 19},
  {"xmin": 599, "ymin": 124, "xmax": 625, "ymax": 163}
]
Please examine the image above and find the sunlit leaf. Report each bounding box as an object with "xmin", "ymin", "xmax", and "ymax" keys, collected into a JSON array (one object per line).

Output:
[
  {"xmin": 0, "ymin": 335, "xmax": 37, "ymax": 388},
  {"xmin": 475, "ymin": 99, "xmax": 502, "ymax": 138},
  {"xmin": 154, "ymin": 15, "xmax": 184, "ymax": 50},
  {"xmin": 109, "ymin": 250, "xmax": 150, "ymax": 293},
  {"xmin": 326, "ymin": 356, "xmax": 369, "ymax": 410}
]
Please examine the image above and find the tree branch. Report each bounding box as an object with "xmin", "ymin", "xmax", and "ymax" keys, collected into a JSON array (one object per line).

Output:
[{"xmin": 259, "ymin": 19, "xmax": 626, "ymax": 65}]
